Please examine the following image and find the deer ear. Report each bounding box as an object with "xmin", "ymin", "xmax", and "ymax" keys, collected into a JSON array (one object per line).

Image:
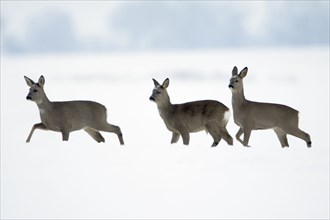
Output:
[
  {"xmin": 239, "ymin": 67, "xmax": 248, "ymax": 78},
  {"xmin": 152, "ymin": 78, "xmax": 160, "ymax": 87},
  {"xmin": 38, "ymin": 75, "xmax": 45, "ymax": 87},
  {"xmin": 232, "ymin": 66, "xmax": 238, "ymax": 76},
  {"xmin": 24, "ymin": 76, "xmax": 35, "ymax": 87},
  {"xmin": 162, "ymin": 78, "xmax": 169, "ymax": 89}
]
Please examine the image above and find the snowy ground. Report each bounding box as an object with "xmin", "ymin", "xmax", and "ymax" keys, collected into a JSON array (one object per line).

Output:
[{"xmin": 1, "ymin": 47, "xmax": 329, "ymax": 219}]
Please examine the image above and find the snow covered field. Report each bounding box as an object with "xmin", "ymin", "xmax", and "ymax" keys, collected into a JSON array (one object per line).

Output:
[{"xmin": 1, "ymin": 47, "xmax": 329, "ymax": 219}]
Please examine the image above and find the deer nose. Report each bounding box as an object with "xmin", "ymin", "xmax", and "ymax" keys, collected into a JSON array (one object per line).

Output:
[
  {"xmin": 228, "ymin": 84, "xmax": 234, "ymax": 89},
  {"xmin": 149, "ymin": 96, "xmax": 155, "ymax": 101},
  {"xmin": 26, "ymin": 95, "xmax": 32, "ymax": 100}
]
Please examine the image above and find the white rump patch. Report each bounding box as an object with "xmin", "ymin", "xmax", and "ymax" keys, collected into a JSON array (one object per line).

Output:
[{"xmin": 223, "ymin": 110, "xmax": 231, "ymax": 123}]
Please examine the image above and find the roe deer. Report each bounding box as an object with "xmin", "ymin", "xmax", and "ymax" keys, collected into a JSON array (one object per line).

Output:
[
  {"xmin": 228, "ymin": 66, "xmax": 311, "ymax": 148},
  {"xmin": 149, "ymin": 78, "xmax": 233, "ymax": 147},
  {"xmin": 24, "ymin": 75, "xmax": 124, "ymax": 145}
]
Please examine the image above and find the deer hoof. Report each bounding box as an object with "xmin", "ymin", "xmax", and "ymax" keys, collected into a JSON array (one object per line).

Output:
[
  {"xmin": 307, "ymin": 141, "xmax": 312, "ymax": 148},
  {"xmin": 211, "ymin": 142, "xmax": 219, "ymax": 147}
]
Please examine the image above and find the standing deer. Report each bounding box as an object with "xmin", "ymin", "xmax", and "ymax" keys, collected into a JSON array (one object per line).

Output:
[
  {"xmin": 228, "ymin": 66, "xmax": 311, "ymax": 148},
  {"xmin": 24, "ymin": 75, "xmax": 124, "ymax": 145},
  {"xmin": 149, "ymin": 78, "xmax": 233, "ymax": 147}
]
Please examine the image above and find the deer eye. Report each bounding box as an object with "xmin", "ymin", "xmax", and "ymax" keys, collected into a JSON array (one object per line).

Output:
[
  {"xmin": 156, "ymin": 91, "xmax": 161, "ymax": 94},
  {"xmin": 235, "ymin": 80, "xmax": 239, "ymax": 83},
  {"xmin": 33, "ymin": 89, "xmax": 38, "ymax": 92}
]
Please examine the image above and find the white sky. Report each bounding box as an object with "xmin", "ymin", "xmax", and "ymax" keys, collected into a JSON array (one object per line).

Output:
[
  {"xmin": 1, "ymin": 1, "xmax": 267, "ymax": 39},
  {"xmin": 1, "ymin": 1, "xmax": 328, "ymax": 51},
  {"xmin": 2, "ymin": 1, "xmax": 121, "ymax": 39}
]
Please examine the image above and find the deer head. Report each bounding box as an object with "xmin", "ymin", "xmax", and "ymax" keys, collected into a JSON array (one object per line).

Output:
[
  {"xmin": 24, "ymin": 75, "xmax": 46, "ymax": 104},
  {"xmin": 149, "ymin": 78, "xmax": 170, "ymax": 106},
  {"xmin": 228, "ymin": 66, "xmax": 248, "ymax": 92}
]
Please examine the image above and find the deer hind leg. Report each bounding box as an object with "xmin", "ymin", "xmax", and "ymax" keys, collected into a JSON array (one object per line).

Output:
[
  {"xmin": 26, "ymin": 123, "xmax": 48, "ymax": 142},
  {"xmin": 274, "ymin": 128, "xmax": 289, "ymax": 148},
  {"xmin": 84, "ymin": 127, "xmax": 105, "ymax": 143},
  {"xmin": 283, "ymin": 127, "xmax": 311, "ymax": 148},
  {"xmin": 206, "ymin": 124, "xmax": 221, "ymax": 147},
  {"xmin": 171, "ymin": 132, "xmax": 180, "ymax": 144},
  {"xmin": 218, "ymin": 126, "xmax": 233, "ymax": 146},
  {"xmin": 96, "ymin": 123, "xmax": 124, "ymax": 145}
]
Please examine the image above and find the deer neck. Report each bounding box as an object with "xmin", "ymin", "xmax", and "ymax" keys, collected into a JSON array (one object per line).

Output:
[
  {"xmin": 36, "ymin": 93, "xmax": 52, "ymax": 112},
  {"xmin": 231, "ymin": 86, "xmax": 247, "ymax": 108},
  {"xmin": 157, "ymin": 93, "xmax": 173, "ymax": 118}
]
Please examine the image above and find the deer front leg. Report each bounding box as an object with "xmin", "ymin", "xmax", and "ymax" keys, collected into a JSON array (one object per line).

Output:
[
  {"xmin": 236, "ymin": 127, "xmax": 252, "ymax": 147},
  {"xmin": 235, "ymin": 128, "xmax": 244, "ymax": 145},
  {"xmin": 176, "ymin": 125, "xmax": 189, "ymax": 145},
  {"xmin": 61, "ymin": 130, "xmax": 70, "ymax": 141},
  {"xmin": 242, "ymin": 128, "xmax": 252, "ymax": 147},
  {"xmin": 180, "ymin": 131, "xmax": 190, "ymax": 145},
  {"xmin": 26, "ymin": 123, "xmax": 48, "ymax": 142},
  {"xmin": 171, "ymin": 132, "xmax": 180, "ymax": 144}
]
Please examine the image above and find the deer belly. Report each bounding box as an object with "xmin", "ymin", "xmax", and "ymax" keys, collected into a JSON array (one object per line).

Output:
[
  {"xmin": 43, "ymin": 122, "xmax": 61, "ymax": 132},
  {"xmin": 254, "ymin": 120, "xmax": 275, "ymax": 130},
  {"xmin": 185, "ymin": 122, "xmax": 205, "ymax": 133},
  {"xmin": 189, "ymin": 127, "xmax": 205, "ymax": 133}
]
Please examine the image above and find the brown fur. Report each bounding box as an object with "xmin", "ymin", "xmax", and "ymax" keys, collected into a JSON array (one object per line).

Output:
[
  {"xmin": 150, "ymin": 78, "xmax": 233, "ymax": 147},
  {"xmin": 24, "ymin": 75, "xmax": 124, "ymax": 144},
  {"xmin": 229, "ymin": 66, "xmax": 311, "ymax": 148}
]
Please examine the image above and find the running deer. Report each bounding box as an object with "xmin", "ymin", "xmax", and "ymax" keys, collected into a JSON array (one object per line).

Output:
[
  {"xmin": 228, "ymin": 66, "xmax": 311, "ymax": 148},
  {"xmin": 149, "ymin": 78, "xmax": 233, "ymax": 147},
  {"xmin": 24, "ymin": 75, "xmax": 124, "ymax": 145}
]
